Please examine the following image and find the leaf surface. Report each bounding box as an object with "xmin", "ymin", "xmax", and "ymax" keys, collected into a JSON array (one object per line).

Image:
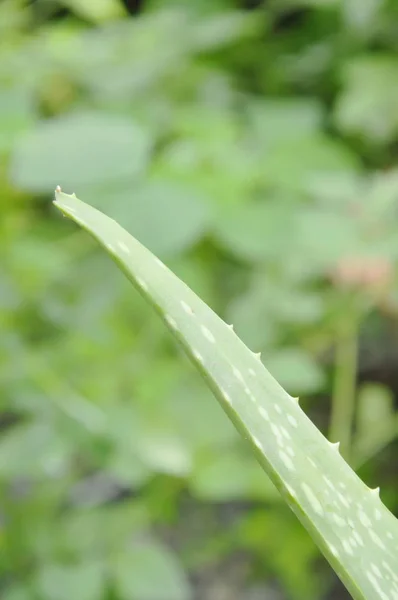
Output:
[{"xmin": 54, "ymin": 190, "xmax": 398, "ymax": 600}]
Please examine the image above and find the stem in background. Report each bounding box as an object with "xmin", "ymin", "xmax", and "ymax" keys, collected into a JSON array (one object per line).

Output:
[{"xmin": 329, "ymin": 315, "xmax": 359, "ymax": 462}]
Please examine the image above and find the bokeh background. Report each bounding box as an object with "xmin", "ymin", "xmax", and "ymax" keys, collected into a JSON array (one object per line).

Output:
[{"xmin": 1, "ymin": 0, "xmax": 398, "ymax": 599}]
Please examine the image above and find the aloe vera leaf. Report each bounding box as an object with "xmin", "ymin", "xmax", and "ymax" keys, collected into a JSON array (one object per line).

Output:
[{"xmin": 53, "ymin": 190, "xmax": 398, "ymax": 600}]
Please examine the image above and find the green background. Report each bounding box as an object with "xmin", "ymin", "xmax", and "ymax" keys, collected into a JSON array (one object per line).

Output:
[{"xmin": 1, "ymin": 0, "xmax": 398, "ymax": 598}]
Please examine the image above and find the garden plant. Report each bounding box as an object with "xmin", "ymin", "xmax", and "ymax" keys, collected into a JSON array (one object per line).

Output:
[{"xmin": 54, "ymin": 188, "xmax": 398, "ymax": 600}]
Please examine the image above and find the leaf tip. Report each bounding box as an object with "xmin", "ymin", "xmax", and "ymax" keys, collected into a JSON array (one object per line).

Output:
[
  {"xmin": 253, "ymin": 351, "xmax": 262, "ymax": 360},
  {"xmin": 226, "ymin": 323, "xmax": 234, "ymax": 331},
  {"xmin": 369, "ymin": 486, "xmax": 380, "ymax": 497}
]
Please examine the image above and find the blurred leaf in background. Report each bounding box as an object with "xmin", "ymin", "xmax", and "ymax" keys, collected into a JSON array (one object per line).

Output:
[{"xmin": 1, "ymin": 0, "xmax": 398, "ymax": 599}]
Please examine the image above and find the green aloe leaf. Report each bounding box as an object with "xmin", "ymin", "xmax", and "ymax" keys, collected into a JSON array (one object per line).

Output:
[{"xmin": 53, "ymin": 189, "xmax": 398, "ymax": 600}]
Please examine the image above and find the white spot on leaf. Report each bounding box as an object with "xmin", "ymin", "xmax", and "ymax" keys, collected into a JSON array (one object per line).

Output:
[
  {"xmin": 285, "ymin": 484, "xmax": 297, "ymax": 499},
  {"xmin": 136, "ymin": 277, "xmax": 148, "ymax": 291},
  {"xmin": 280, "ymin": 426, "xmax": 291, "ymax": 440},
  {"xmin": 279, "ymin": 450, "xmax": 295, "ymax": 471},
  {"xmin": 253, "ymin": 436, "xmax": 262, "ymax": 450},
  {"xmin": 220, "ymin": 389, "xmax": 231, "ymax": 404},
  {"xmin": 369, "ymin": 529, "xmax": 386, "ymax": 550},
  {"xmin": 371, "ymin": 563, "xmax": 382, "ymax": 578},
  {"xmin": 118, "ymin": 241, "xmax": 130, "ymax": 254},
  {"xmin": 352, "ymin": 531, "xmax": 364, "ymax": 546},
  {"xmin": 258, "ymin": 406, "xmax": 269, "ymax": 421},
  {"xmin": 331, "ymin": 513, "xmax": 346, "ymax": 527},
  {"xmin": 301, "ymin": 483, "xmax": 324, "ymax": 516},
  {"xmin": 336, "ymin": 492, "xmax": 350, "ymax": 508},
  {"xmin": 181, "ymin": 300, "xmax": 194, "ymax": 315},
  {"xmin": 342, "ymin": 539, "xmax": 354, "ymax": 555},
  {"xmin": 358, "ymin": 509, "xmax": 371, "ymax": 528},
  {"xmin": 323, "ymin": 476, "xmax": 334, "ymax": 490},
  {"xmin": 271, "ymin": 423, "xmax": 282, "ymax": 439},
  {"xmin": 232, "ymin": 366, "xmax": 244, "ymax": 382},
  {"xmin": 201, "ymin": 325, "xmax": 215, "ymax": 343},
  {"xmin": 329, "ymin": 544, "xmax": 339, "ymax": 558},
  {"xmin": 166, "ymin": 315, "xmax": 177, "ymax": 329},
  {"xmin": 193, "ymin": 350, "xmax": 203, "ymax": 363}
]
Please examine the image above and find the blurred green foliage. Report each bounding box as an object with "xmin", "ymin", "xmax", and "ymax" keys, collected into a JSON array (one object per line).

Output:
[{"xmin": 1, "ymin": 0, "xmax": 398, "ymax": 599}]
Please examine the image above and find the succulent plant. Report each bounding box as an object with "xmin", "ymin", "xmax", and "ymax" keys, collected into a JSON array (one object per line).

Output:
[{"xmin": 54, "ymin": 188, "xmax": 398, "ymax": 600}]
